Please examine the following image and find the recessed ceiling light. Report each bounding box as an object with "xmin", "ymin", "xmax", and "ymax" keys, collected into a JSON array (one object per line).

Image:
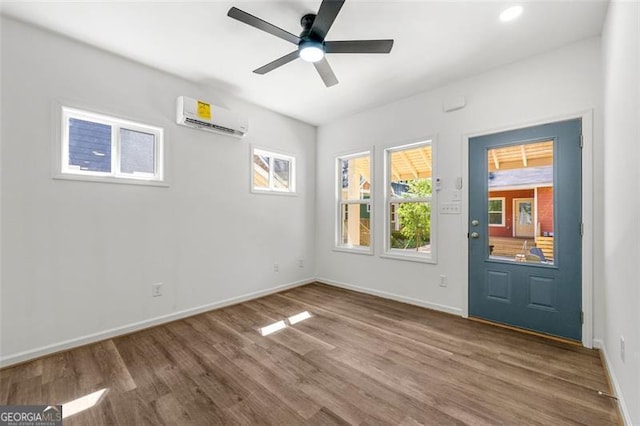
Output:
[{"xmin": 500, "ymin": 5, "xmax": 523, "ymax": 22}]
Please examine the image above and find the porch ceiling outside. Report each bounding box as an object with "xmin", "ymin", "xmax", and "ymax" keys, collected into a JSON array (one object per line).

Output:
[
  {"xmin": 352, "ymin": 156, "xmax": 371, "ymax": 184},
  {"xmin": 354, "ymin": 142, "xmax": 552, "ymax": 184},
  {"xmin": 354, "ymin": 145, "xmax": 433, "ymax": 182},
  {"xmin": 488, "ymin": 140, "xmax": 553, "ymax": 172}
]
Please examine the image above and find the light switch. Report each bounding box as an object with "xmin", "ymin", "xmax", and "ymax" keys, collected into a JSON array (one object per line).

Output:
[{"xmin": 440, "ymin": 202, "xmax": 461, "ymax": 214}]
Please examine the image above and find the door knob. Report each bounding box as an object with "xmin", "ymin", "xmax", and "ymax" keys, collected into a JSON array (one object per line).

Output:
[
  {"xmin": 470, "ymin": 232, "xmax": 480, "ymax": 239},
  {"xmin": 471, "ymin": 219, "xmax": 479, "ymax": 226}
]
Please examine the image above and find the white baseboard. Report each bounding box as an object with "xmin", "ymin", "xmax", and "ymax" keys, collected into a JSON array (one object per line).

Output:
[
  {"xmin": 317, "ymin": 277, "xmax": 463, "ymax": 316},
  {"xmin": 0, "ymin": 278, "xmax": 314, "ymax": 368},
  {"xmin": 593, "ymin": 339, "xmax": 632, "ymax": 425}
]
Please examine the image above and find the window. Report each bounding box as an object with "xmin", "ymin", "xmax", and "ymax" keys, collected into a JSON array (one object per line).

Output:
[
  {"xmin": 336, "ymin": 151, "xmax": 371, "ymax": 252},
  {"xmin": 59, "ymin": 106, "xmax": 164, "ymax": 184},
  {"xmin": 384, "ymin": 140, "xmax": 435, "ymax": 261},
  {"xmin": 252, "ymin": 148, "xmax": 296, "ymax": 193},
  {"xmin": 488, "ymin": 197, "xmax": 505, "ymax": 226}
]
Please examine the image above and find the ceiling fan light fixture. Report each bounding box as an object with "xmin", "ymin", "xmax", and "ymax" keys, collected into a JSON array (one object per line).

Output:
[
  {"xmin": 228, "ymin": 0, "xmax": 393, "ymax": 87},
  {"xmin": 299, "ymin": 41, "xmax": 325, "ymax": 63}
]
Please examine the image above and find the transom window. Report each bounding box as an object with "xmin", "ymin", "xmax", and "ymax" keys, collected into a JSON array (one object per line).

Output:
[
  {"xmin": 59, "ymin": 107, "xmax": 164, "ymax": 184},
  {"xmin": 385, "ymin": 140, "xmax": 435, "ymax": 261},
  {"xmin": 336, "ymin": 151, "xmax": 372, "ymax": 252},
  {"xmin": 252, "ymin": 148, "xmax": 296, "ymax": 194}
]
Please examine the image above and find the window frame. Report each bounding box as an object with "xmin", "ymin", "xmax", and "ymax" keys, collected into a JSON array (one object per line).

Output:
[
  {"xmin": 382, "ymin": 139, "xmax": 437, "ymax": 263},
  {"xmin": 55, "ymin": 105, "xmax": 166, "ymax": 186},
  {"xmin": 488, "ymin": 197, "xmax": 506, "ymax": 227},
  {"xmin": 251, "ymin": 146, "xmax": 297, "ymax": 195},
  {"xmin": 334, "ymin": 150, "xmax": 373, "ymax": 255}
]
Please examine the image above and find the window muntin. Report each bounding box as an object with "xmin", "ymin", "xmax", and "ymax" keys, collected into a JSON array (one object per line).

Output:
[
  {"xmin": 488, "ymin": 197, "xmax": 505, "ymax": 226},
  {"xmin": 252, "ymin": 148, "xmax": 296, "ymax": 193},
  {"xmin": 60, "ymin": 107, "xmax": 164, "ymax": 183},
  {"xmin": 385, "ymin": 141, "xmax": 434, "ymax": 260},
  {"xmin": 336, "ymin": 152, "xmax": 371, "ymax": 251}
]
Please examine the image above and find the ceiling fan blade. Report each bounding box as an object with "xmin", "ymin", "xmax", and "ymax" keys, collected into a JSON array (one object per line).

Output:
[
  {"xmin": 310, "ymin": 0, "xmax": 345, "ymax": 41},
  {"xmin": 325, "ymin": 39, "xmax": 394, "ymax": 54},
  {"xmin": 313, "ymin": 57, "xmax": 339, "ymax": 87},
  {"xmin": 253, "ymin": 51, "xmax": 299, "ymax": 75},
  {"xmin": 228, "ymin": 7, "xmax": 300, "ymax": 45}
]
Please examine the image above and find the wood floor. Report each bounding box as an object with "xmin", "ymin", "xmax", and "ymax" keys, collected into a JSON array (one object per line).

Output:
[{"xmin": 1, "ymin": 283, "xmax": 621, "ymax": 425}]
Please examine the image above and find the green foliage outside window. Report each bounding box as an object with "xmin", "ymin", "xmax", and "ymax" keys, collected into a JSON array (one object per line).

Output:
[{"xmin": 396, "ymin": 179, "xmax": 431, "ymax": 251}]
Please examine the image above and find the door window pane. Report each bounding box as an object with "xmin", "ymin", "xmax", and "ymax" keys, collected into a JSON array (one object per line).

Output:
[{"xmin": 487, "ymin": 140, "xmax": 554, "ymax": 264}]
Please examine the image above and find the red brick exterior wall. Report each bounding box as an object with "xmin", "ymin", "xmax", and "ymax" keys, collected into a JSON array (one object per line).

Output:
[
  {"xmin": 488, "ymin": 189, "xmax": 534, "ymax": 237},
  {"xmin": 536, "ymin": 186, "xmax": 554, "ymax": 234}
]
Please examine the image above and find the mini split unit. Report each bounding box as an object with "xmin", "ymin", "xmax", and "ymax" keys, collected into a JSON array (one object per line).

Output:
[{"xmin": 176, "ymin": 96, "xmax": 248, "ymax": 138}]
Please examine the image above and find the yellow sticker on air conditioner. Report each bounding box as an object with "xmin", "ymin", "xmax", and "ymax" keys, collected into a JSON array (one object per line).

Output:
[{"xmin": 197, "ymin": 101, "xmax": 211, "ymax": 120}]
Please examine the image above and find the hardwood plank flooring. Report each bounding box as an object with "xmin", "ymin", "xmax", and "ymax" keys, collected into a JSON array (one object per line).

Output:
[{"xmin": 0, "ymin": 283, "xmax": 621, "ymax": 425}]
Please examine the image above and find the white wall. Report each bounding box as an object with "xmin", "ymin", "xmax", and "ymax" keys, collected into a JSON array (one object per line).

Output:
[
  {"xmin": 0, "ymin": 17, "xmax": 316, "ymax": 365},
  {"xmin": 601, "ymin": 1, "xmax": 640, "ymax": 424},
  {"xmin": 316, "ymin": 38, "xmax": 603, "ymax": 324}
]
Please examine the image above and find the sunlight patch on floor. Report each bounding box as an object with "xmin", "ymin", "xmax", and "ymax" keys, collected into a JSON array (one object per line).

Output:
[
  {"xmin": 288, "ymin": 310, "xmax": 312, "ymax": 325},
  {"xmin": 259, "ymin": 320, "xmax": 287, "ymax": 336},
  {"xmin": 259, "ymin": 311, "xmax": 313, "ymax": 336},
  {"xmin": 62, "ymin": 388, "xmax": 108, "ymax": 419}
]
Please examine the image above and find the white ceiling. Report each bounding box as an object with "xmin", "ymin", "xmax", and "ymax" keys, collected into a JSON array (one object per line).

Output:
[{"xmin": 1, "ymin": 1, "xmax": 608, "ymax": 126}]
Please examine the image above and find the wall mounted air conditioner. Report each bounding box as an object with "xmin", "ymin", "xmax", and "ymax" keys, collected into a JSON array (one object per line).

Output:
[{"xmin": 176, "ymin": 96, "xmax": 248, "ymax": 138}]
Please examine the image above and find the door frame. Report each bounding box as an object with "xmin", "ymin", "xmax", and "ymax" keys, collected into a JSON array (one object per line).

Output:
[{"xmin": 461, "ymin": 110, "xmax": 594, "ymax": 348}]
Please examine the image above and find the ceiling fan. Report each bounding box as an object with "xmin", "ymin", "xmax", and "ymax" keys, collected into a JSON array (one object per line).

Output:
[{"xmin": 227, "ymin": 0, "xmax": 394, "ymax": 87}]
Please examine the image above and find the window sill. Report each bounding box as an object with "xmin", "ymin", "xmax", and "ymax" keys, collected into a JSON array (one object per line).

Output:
[
  {"xmin": 380, "ymin": 252, "xmax": 436, "ymax": 264},
  {"xmin": 53, "ymin": 173, "xmax": 169, "ymax": 187},
  {"xmin": 250, "ymin": 188, "xmax": 297, "ymax": 196},
  {"xmin": 332, "ymin": 246, "xmax": 374, "ymax": 256}
]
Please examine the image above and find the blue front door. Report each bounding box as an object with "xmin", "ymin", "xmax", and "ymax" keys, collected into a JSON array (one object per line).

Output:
[{"xmin": 469, "ymin": 119, "xmax": 582, "ymax": 341}]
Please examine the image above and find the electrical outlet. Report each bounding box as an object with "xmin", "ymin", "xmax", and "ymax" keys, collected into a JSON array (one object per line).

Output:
[
  {"xmin": 273, "ymin": 263, "xmax": 279, "ymax": 272},
  {"xmin": 439, "ymin": 275, "xmax": 447, "ymax": 287},
  {"xmin": 151, "ymin": 283, "xmax": 163, "ymax": 297},
  {"xmin": 620, "ymin": 336, "xmax": 625, "ymax": 363},
  {"xmin": 298, "ymin": 259, "xmax": 304, "ymax": 268}
]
